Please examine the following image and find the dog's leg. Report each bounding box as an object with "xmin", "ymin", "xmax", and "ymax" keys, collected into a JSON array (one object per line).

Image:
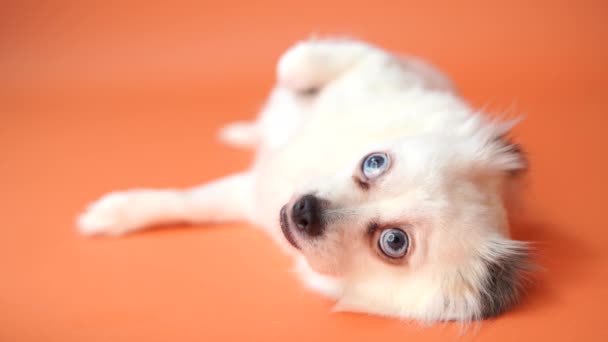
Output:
[
  {"xmin": 78, "ymin": 173, "xmax": 253, "ymax": 236},
  {"xmin": 278, "ymin": 38, "xmax": 455, "ymax": 94},
  {"xmin": 276, "ymin": 38, "xmax": 379, "ymax": 94}
]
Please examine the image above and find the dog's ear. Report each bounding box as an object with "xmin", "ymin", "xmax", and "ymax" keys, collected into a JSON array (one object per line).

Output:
[
  {"xmin": 438, "ymin": 236, "xmax": 533, "ymax": 321},
  {"xmin": 490, "ymin": 134, "xmax": 528, "ymax": 177},
  {"xmin": 475, "ymin": 236, "xmax": 533, "ymax": 319},
  {"xmin": 466, "ymin": 118, "xmax": 528, "ymax": 177}
]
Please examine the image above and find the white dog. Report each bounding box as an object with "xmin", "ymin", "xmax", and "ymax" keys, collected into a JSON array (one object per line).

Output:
[{"xmin": 78, "ymin": 38, "xmax": 531, "ymax": 322}]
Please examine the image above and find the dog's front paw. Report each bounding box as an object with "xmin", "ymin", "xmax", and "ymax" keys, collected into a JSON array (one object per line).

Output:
[{"xmin": 77, "ymin": 192, "xmax": 140, "ymax": 236}]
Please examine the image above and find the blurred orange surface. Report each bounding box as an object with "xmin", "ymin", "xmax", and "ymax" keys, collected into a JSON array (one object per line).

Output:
[{"xmin": 2, "ymin": 1, "xmax": 608, "ymax": 341}]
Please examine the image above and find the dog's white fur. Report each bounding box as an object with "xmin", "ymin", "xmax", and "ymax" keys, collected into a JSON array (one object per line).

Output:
[{"xmin": 78, "ymin": 38, "xmax": 530, "ymax": 322}]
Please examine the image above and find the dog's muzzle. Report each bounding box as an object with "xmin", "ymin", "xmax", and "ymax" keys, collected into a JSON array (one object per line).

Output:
[
  {"xmin": 280, "ymin": 194, "xmax": 326, "ymax": 248},
  {"xmin": 291, "ymin": 194, "xmax": 324, "ymax": 237},
  {"xmin": 280, "ymin": 205, "xmax": 300, "ymax": 249}
]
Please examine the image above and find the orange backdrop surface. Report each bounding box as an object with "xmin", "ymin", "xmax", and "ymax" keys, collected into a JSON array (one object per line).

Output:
[{"xmin": 2, "ymin": 1, "xmax": 608, "ymax": 341}]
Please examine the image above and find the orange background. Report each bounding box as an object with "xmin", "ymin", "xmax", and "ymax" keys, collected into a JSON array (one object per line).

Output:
[{"xmin": 2, "ymin": 0, "xmax": 608, "ymax": 340}]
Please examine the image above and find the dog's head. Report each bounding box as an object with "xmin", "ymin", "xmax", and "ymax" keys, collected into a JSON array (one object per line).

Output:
[{"xmin": 279, "ymin": 121, "xmax": 531, "ymax": 322}]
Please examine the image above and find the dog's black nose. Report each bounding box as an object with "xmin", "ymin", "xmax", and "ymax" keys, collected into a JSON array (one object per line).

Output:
[{"xmin": 291, "ymin": 194, "xmax": 324, "ymax": 237}]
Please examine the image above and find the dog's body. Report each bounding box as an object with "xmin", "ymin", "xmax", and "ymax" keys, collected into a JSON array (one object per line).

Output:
[{"xmin": 79, "ymin": 39, "xmax": 530, "ymax": 322}]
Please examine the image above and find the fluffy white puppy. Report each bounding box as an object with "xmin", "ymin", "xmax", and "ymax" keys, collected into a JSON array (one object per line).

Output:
[{"xmin": 78, "ymin": 38, "xmax": 531, "ymax": 322}]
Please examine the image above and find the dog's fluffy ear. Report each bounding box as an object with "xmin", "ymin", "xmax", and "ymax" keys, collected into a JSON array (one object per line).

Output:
[
  {"xmin": 464, "ymin": 118, "xmax": 528, "ymax": 176},
  {"xmin": 488, "ymin": 134, "xmax": 528, "ymax": 177},
  {"xmin": 475, "ymin": 236, "xmax": 533, "ymax": 319},
  {"xmin": 488, "ymin": 119, "xmax": 528, "ymax": 175},
  {"xmin": 439, "ymin": 236, "xmax": 532, "ymax": 321}
]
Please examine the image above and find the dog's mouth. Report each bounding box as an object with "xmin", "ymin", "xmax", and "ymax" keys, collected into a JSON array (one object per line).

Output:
[{"xmin": 280, "ymin": 205, "xmax": 300, "ymax": 250}]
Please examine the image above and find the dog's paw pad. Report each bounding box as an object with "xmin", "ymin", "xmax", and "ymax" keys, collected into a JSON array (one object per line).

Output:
[{"xmin": 77, "ymin": 192, "xmax": 134, "ymax": 236}]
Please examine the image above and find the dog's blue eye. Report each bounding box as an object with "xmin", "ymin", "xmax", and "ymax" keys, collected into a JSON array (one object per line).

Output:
[
  {"xmin": 378, "ymin": 228, "xmax": 409, "ymax": 258},
  {"xmin": 362, "ymin": 153, "xmax": 390, "ymax": 179}
]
